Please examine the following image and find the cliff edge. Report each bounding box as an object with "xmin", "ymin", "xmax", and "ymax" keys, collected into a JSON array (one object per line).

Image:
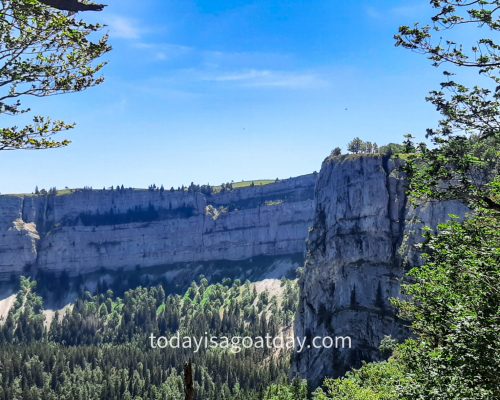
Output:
[
  {"xmin": 0, "ymin": 175, "xmax": 316, "ymax": 286},
  {"xmin": 293, "ymin": 155, "xmax": 468, "ymax": 386}
]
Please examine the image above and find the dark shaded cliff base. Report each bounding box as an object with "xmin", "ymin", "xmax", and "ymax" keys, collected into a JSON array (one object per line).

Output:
[{"xmin": 0, "ymin": 253, "xmax": 304, "ymax": 309}]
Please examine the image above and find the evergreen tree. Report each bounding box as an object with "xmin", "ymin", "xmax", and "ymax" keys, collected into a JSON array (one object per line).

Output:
[{"xmin": 347, "ymin": 137, "xmax": 365, "ymax": 154}]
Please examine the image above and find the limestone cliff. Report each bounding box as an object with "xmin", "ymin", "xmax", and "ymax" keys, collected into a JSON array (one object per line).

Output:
[
  {"xmin": 293, "ymin": 155, "xmax": 468, "ymax": 387},
  {"xmin": 0, "ymin": 175, "xmax": 316, "ymax": 284}
]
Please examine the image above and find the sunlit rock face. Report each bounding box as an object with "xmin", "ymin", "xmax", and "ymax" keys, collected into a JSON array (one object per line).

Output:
[
  {"xmin": 0, "ymin": 196, "xmax": 40, "ymax": 282},
  {"xmin": 0, "ymin": 175, "xmax": 316, "ymax": 283},
  {"xmin": 293, "ymin": 155, "xmax": 468, "ymax": 387}
]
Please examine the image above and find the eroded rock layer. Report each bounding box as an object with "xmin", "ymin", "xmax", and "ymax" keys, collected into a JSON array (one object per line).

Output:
[{"xmin": 0, "ymin": 175, "xmax": 316, "ymax": 283}]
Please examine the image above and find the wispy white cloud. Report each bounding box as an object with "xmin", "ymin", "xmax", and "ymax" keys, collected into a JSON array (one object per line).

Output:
[
  {"xmin": 208, "ymin": 69, "xmax": 328, "ymax": 89},
  {"xmin": 365, "ymin": 6, "xmax": 383, "ymax": 20},
  {"xmin": 201, "ymin": 50, "xmax": 294, "ymax": 69},
  {"xmin": 105, "ymin": 15, "xmax": 141, "ymax": 39},
  {"xmin": 124, "ymin": 39, "xmax": 328, "ymax": 90},
  {"xmin": 134, "ymin": 42, "xmax": 194, "ymax": 61},
  {"xmin": 390, "ymin": 4, "xmax": 428, "ymax": 19},
  {"xmin": 365, "ymin": 3, "xmax": 428, "ymax": 22}
]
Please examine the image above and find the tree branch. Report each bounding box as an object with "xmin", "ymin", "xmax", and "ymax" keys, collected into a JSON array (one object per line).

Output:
[
  {"xmin": 481, "ymin": 196, "xmax": 500, "ymax": 212},
  {"xmin": 37, "ymin": 0, "xmax": 106, "ymax": 12}
]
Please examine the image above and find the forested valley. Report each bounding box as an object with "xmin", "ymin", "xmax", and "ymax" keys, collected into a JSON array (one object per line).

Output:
[{"xmin": 0, "ymin": 277, "xmax": 300, "ymax": 400}]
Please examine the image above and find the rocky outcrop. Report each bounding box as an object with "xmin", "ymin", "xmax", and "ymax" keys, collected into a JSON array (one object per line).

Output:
[
  {"xmin": 0, "ymin": 175, "xmax": 316, "ymax": 283},
  {"xmin": 293, "ymin": 155, "xmax": 468, "ymax": 387}
]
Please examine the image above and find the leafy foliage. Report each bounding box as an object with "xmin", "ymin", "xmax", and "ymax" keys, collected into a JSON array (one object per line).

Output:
[
  {"xmin": 263, "ymin": 380, "xmax": 308, "ymax": 400},
  {"xmin": 0, "ymin": 0, "xmax": 109, "ymax": 150},
  {"xmin": 346, "ymin": 137, "xmax": 380, "ymax": 154},
  {"xmin": 378, "ymin": 336, "xmax": 398, "ymax": 359},
  {"xmin": 393, "ymin": 214, "xmax": 500, "ymax": 399},
  {"xmin": 389, "ymin": 3, "xmax": 500, "ymax": 398},
  {"xmin": 313, "ymin": 359, "xmax": 406, "ymax": 400},
  {"xmin": 329, "ymin": 147, "xmax": 342, "ymax": 157},
  {"xmin": 396, "ymin": 0, "xmax": 500, "ymax": 211}
]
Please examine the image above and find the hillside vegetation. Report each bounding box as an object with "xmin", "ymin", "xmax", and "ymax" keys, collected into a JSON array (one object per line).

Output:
[{"xmin": 0, "ymin": 277, "xmax": 299, "ymax": 400}]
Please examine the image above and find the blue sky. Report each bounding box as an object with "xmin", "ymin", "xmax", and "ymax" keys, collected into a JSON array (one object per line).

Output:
[{"xmin": 1, "ymin": 0, "xmax": 443, "ymax": 193}]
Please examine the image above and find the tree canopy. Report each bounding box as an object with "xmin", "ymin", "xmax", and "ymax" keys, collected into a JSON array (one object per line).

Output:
[
  {"xmin": 393, "ymin": 214, "xmax": 500, "ymax": 399},
  {"xmin": 397, "ymin": 0, "xmax": 500, "ymax": 211},
  {"xmin": 0, "ymin": 0, "xmax": 109, "ymax": 151}
]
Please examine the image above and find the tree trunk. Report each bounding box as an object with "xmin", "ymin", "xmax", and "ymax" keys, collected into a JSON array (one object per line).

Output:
[{"xmin": 184, "ymin": 361, "xmax": 195, "ymax": 400}]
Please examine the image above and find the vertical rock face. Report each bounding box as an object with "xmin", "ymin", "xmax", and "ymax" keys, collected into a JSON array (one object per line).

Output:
[
  {"xmin": 0, "ymin": 175, "xmax": 316, "ymax": 284},
  {"xmin": 293, "ymin": 155, "xmax": 468, "ymax": 387},
  {"xmin": 0, "ymin": 196, "xmax": 40, "ymax": 282}
]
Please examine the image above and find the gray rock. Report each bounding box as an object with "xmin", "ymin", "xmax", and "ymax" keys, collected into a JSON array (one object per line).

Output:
[
  {"xmin": 293, "ymin": 155, "xmax": 468, "ymax": 387},
  {"xmin": 0, "ymin": 175, "xmax": 316, "ymax": 283}
]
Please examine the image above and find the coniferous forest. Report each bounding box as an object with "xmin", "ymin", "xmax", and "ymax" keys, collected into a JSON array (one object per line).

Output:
[{"xmin": 0, "ymin": 277, "xmax": 300, "ymax": 399}]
